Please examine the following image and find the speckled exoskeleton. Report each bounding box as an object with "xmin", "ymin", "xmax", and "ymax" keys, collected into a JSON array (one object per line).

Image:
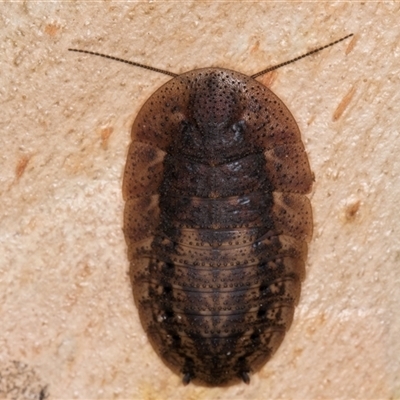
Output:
[{"xmin": 69, "ymin": 34, "xmax": 352, "ymax": 386}]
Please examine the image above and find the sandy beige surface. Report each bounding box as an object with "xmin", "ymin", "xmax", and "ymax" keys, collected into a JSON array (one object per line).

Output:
[{"xmin": 1, "ymin": 1, "xmax": 399, "ymax": 399}]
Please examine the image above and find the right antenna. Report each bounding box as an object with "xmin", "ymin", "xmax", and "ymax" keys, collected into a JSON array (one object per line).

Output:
[{"xmin": 251, "ymin": 33, "xmax": 353, "ymax": 79}]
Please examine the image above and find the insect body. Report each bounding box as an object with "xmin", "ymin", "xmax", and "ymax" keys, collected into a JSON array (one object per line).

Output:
[
  {"xmin": 69, "ymin": 34, "xmax": 352, "ymax": 386},
  {"xmin": 123, "ymin": 68, "xmax": 313, "ymax": 386}
]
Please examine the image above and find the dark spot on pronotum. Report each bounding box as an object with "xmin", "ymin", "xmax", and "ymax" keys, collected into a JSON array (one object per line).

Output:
[
  {"xmin": 163, "ymin": 285, "xmax": 172, "ymax": 295},
  {"xmin": 257, "ymin": 308, "xmax": 267, "ymax": 319},
  {"xmin": 171, "ymin": 333, "xmax": 181, "ymax": 346}
]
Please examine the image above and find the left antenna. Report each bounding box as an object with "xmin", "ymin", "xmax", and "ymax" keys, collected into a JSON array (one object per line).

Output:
[{"xmin": 68, "ymin": 48, "xmax": 178, "ymax": 78}]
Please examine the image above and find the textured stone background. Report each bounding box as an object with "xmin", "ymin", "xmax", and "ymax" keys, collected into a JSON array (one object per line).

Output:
[{"xmin": 1, "ymin": 2, "xmax": 399, "ymax": 399}]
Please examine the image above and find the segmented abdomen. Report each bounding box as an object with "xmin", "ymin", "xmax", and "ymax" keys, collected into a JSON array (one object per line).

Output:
[{"xmin": 123, "ymin": 68, "xmax": 313, "ymax": 386}]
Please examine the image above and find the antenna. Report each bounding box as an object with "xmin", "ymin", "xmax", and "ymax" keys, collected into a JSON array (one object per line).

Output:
[
  {"xmin": 69, "ymin": 33, "xmax": 353, "ymax": 79},
  {"xmin": 251, "ymin": 33, "xmax": 353, "ymax": 79},
  {"xmin": 68, "ymin": 48, "xmax": 178, "ymax": 78}
]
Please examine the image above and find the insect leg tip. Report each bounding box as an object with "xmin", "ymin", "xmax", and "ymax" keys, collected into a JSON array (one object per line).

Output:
[
  {"xmin": 240, "ymin": 371, "xmax": 251, "ymax": 384},
  {"xmin": 182, "ymin": 372, "xmax": 191, "ymax": 385}
]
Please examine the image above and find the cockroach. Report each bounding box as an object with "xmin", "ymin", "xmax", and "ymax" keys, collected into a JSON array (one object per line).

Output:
[{"xmin": 69, "ymin": 33, "xmax": 352, "ymax": 386}]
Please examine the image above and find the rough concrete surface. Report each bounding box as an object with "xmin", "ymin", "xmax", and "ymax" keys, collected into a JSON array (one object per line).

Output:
[{"xmin": 1, "ymin": 2, "xmax": 399, "ymax": 399}]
